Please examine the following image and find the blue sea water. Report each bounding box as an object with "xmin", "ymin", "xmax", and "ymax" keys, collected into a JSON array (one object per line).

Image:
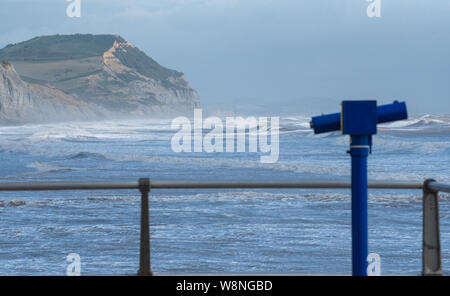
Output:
[{"xmin": 0, "ymin": 114, "xmax": 449, "ymax": 275}]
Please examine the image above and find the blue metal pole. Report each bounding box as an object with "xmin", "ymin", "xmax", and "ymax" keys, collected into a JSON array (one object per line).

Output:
[{"xmin": 350, "ymin": 135, "xmax": 369, "ymax": 276}]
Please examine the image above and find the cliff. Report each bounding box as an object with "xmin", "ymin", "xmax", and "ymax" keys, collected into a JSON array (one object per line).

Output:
[
  {"xmin": 0, "ymin": 34, "xmax": 200, "ymax": 124},
  {"xmin": 0, "ymin": 61, "xmax": 110, "ymax": 124}
]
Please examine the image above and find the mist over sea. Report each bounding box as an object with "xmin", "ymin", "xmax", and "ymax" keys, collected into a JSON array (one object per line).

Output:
[{"xmin": 0, "ymin": 114, "xmax": 449, "ymax": 275}]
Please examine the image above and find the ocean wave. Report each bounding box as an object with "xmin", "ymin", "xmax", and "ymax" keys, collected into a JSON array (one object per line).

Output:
[
  {"xmin": 0, "ymin": 114, "xmax": 448, "ymax": 184},
  {"xmin": 147, "ymin": 191, "xmax": 450, "ymax": 205},
  {"xmin": 379, "ymin": 115, "xmax": 450, "ymax": 133},
  {"xmin": 0, "ymin": 200, "xmax": 27, "ymax": 207},
  {"xmin": 0, "ymin": 199, "xmax": 59, "ymax": 207},
  {"xmin": 67, "ymin": 152, "xmax": 108, "ymax": 160},
  {"xmin": 373, "ymin": 137, "xmax": 450, "ymax": 154},
  {"xmin": 0, "ymin": 195, "xmax": 139, "ymax": 208},
  {"xmin": 26, "ymin": 162, "xmax": 73, "ymax": 173},
  {"xmin": 115, "ymin": 154, "xmax": 350, "ymax": 176},
  {"xmin": 0, "ymin": 114, "xmax": 449, "ymax": 136},
  {"xmin": 106, "ymin": 152, "xmax": 449, "ymax": 182},
  {"xmin": 281, "ymin": 114, "xmax": 450, "ymax": 133},
  {"xmin": 87, "ymin": 195, "xmax": 139, "ymax": 201},
  {"xmin": 0, "ymin": 114, "xmax": 447, "ymax": 150},
  {"xmin": 1, "ymin": 191, "xmax": 447, "ymax": 209}
]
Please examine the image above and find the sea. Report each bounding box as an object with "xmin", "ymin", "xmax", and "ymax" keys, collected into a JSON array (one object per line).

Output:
[{"xmin": 0, "ymin": 114, "xmax": 449, "ymax": 275}]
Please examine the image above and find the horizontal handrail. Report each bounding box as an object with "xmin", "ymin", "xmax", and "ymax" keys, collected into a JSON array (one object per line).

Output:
[
  {"xmin": 150, "ymin": 180, "xmax": 423, "ymax": 189},
  {"xmin": 427, "ymin": 182, "xmax": 450, "ymax": 193},
  {"xmin": 1, "ymin": 178, "xmax": 448, "ymax": 276},
  {"xmin": 0, "ymin": 179, "xmax": 424, "ymax": 191},
  {"xmin": 0, "ymin": 181, "xmax": 139, "ymax": 191}
]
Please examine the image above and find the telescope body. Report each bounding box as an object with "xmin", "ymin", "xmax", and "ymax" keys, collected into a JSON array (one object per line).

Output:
[{"xmin": 310, "ymin": 101, "xmax": 408, "ymax": 134}]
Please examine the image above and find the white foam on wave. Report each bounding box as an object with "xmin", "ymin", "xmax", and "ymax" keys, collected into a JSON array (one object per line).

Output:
[
  {"xmin": 26, "ymin": 162, "xmax": 74, "ymax": 173},
  {"xmin": 379, "ymin": 114, "xmax": 450, "ymax": 131},
  {"xmin": 116, "ymin": 154, "xmax": 350, "ymax": 176},
  {"xmin": 280, "ymin": 114, "xmax": 450, "ymax": 133},
  {"xmin": 0, "ymin": 119, "xmax": 176, "ymax": 144},
  {"xmin": 0, "ymin": 114, "xmax": 448, "ymax": 183},
  {"xmin": 0, "ymin": 114, "xmax": 447, "ymax": 148}
]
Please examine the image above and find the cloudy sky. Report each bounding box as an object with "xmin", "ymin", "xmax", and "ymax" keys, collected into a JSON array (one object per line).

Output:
[{"xmin": 0, "ymin": 0, "xmax": 449, "ymax": 115}]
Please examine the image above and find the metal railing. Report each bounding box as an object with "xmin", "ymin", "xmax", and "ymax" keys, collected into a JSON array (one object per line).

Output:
[{"xmin": 0, "ymin": 178, "xmax": 448, "ymax": 276}]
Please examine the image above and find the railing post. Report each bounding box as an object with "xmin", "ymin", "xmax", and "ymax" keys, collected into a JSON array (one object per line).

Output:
[
  {"xmin": 422, "ymin": 179, "xmax": 442, "ymax": 276},
  {"xmin": 137, "ymin": 178, "xmax": 152, "ymax": 276}
]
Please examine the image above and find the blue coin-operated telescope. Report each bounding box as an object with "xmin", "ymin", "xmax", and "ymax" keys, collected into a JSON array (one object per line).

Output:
[{"xmin": 310, "ymin": 101, "xmax": 407, "ymax": 276}]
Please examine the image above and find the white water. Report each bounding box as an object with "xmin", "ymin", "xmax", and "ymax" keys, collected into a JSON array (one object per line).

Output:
[{"xmin": 0, "ymin": 114, "xmax": 449, "ymax": 275}]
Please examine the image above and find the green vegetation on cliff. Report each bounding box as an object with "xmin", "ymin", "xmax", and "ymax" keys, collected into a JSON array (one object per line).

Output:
[
  {"xmin": 0, "ymin": 34, "xmax": 120, "ymax": 61},
  {"xmin": 0, "ymin": 34, "xmax": 182, "ymax": 82},
  {"xmin": 113, "ymin": 45, "xmax": 182, "ymax": 82}
]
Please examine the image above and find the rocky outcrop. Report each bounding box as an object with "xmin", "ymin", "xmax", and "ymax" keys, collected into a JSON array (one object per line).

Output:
[
  {"xmin": 0, "ymin": 62, "xmax": 108, "ymax": 125},
  {"xmin": 0, "ymin": 34, "xmax": 200, "ymax": 124}
]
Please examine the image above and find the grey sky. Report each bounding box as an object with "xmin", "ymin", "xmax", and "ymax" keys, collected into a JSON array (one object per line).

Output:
[{"xmin": 0, "ymin": 0, "xmax": 449, "ymax": 115}]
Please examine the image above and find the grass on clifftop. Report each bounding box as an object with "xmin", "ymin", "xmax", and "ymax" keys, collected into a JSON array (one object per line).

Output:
[
  {"xmin": 0, "ymin": 34, "xmax": 120, "ymax": 61},
  {"xmin": 0, "ymin": 34, "xmax": 184, "ymax": 84}
]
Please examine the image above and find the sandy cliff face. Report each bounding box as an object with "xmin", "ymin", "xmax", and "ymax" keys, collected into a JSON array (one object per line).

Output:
[
  {"xmin": 0, "ymin": 62, "xmax": 108, "ymax": 125},
  {"xmin": 86, "ymin": 39, "xmax": 200, "ymax": 114},
  {"xmin": 0, "ymin": 34, "xmax": 200, "ymax": 124}
]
